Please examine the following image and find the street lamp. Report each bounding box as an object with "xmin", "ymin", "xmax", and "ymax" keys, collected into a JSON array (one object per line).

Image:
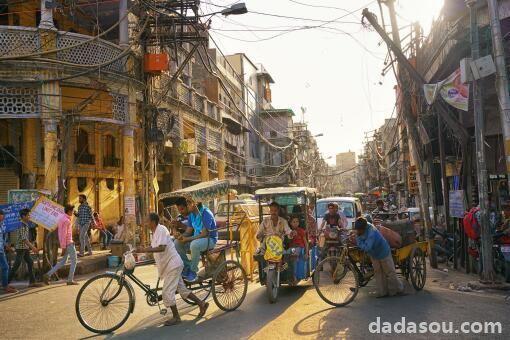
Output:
[
  {"xmin": 221, "ymin": 3, "xmax": 248, "ymax": 16},
  {"xmin": 314, "ymin": 133, "xmax": 324, "ymax": 138}
]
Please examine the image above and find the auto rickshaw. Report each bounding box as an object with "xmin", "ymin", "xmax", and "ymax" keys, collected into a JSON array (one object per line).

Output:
[{"xmin": 253, "ymin": 186, "xmax": 318, "ymax": 303}]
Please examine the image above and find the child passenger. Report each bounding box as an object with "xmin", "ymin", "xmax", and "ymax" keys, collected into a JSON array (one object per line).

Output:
[{"xmin": 287, "ymin": 215, "xmax": 309, "ymax": 285}]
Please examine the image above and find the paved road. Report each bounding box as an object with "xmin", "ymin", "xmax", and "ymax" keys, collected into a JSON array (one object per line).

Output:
[{"xmin": 1, "ymin": 265, "xmax": 508, "ymax": 339}]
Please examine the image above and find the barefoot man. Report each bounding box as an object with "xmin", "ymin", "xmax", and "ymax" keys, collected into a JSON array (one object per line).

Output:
[{"xmin": 137, "ymin": 213, "xmax": 208, "ymax": 326}]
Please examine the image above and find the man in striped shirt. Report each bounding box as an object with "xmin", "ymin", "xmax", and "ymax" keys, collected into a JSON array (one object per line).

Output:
[
  {"xmin": 75, "ymin": 195, "xmax": 94, "ymax": 257},
  {"xmin": 43, "ymin": 204, "xmax": 79, "ymax": 285}
]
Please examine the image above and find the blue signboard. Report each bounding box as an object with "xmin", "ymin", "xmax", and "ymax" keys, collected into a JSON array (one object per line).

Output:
[{"xmin": 0, "ymin": 201, "xmax": 35, "ymax": 232}]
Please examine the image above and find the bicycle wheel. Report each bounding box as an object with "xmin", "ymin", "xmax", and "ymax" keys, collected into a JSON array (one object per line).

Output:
[
  {"xmin": 75, "ymin": 273, "xmax": 133, "ymax": 334},
  {"xmin": 212, "ymin": 260, "xmax": 248, "ymax": 311},
  {"xmin": 182, "ymin": 280, "xmax": 212, "ymax": 305},
  {"xmin": 313, "ymin": 256, "xmax": 359, "ymax": 307}
]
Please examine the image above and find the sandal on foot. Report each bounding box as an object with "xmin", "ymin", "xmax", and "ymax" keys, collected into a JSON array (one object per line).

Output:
[
  {"xmin": 164, "ymin": 318, "xmax": 182, "ymax": 326},
  {"xmin": 198, "ymin": 302, "xmax": 210, "ymax": 318}
]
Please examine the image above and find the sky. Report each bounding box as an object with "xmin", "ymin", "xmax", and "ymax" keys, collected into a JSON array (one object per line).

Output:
[{"xmin": 204, "ymin": 0, "xmax": 445, "ymax": 164}]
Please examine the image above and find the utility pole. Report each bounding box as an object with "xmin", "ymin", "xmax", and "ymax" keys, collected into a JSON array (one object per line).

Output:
[
  {"xmin": 470, "ymin": 0, "xmax": 494, "ymax": 282},
  {"xmin": 378, "ymin": 1, "xmax": 434, "ymax": 250},
  {"xmin": 487, "ymin": 0, "xmax": 510, "ymax": 178}
]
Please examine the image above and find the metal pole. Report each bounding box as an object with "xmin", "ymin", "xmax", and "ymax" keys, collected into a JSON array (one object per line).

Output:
[
  {"xmin": 487, "ymin": 0, "xmax": 510, "ymax": 177},
  {"xmin": 468, "ymin": 0, "xmax": 495, "ymax": 282},
  {"xmin": 382, "ymin": 0, "xmax": 434, "ymax": 241}
]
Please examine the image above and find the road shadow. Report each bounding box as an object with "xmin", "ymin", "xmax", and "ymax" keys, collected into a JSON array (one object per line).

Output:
[
  {"xmin": 292, "ymin": 279, "xmax": 449, "ymax": 339},
  {"xmin": 113, "ymin": 284, "xmax": 311, "ymax": 340}
]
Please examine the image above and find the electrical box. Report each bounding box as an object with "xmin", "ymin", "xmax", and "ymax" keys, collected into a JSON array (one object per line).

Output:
[
  {"xmin": 144, "ymin": 53, "xmax": 169, "ymax": 74},
  {"xmin": 470, "ymin": 55, "xmax": 496, "ymax": 80}
]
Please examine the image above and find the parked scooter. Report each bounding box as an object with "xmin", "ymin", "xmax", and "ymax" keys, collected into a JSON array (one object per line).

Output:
[{"xmin": 493, "ymin": 232, "xmax": 510, "ymax": 283}]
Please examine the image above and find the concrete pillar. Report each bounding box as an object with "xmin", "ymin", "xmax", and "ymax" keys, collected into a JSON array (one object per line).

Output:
[
  {"xmin": 201, "ymin": 152, "xmax": 209, "ymax": 182},
  {"xmin": 119, "ymin": 0, "xmax": 129, "ymax": 48},
  {"xmin": 123, "ymin": 85, "xmax": 137, "ymax": 246},
  {"xmin": 123, "ymin": 126, "xmax": 136, "ymax": 245},
  {"xmin": 21, "ymin": 119, "xmax": 37, "ymax": 188},
  {"xmin": 218, "ymin": 158, "xmax": 225, "ymax": 180},
  {"xmin": 41, "ymin": 119, "xmax": 58, "ymax": 248},
  {"xmin": 38, "ymin": 0, "xmax": 55, "ymax": 30}
]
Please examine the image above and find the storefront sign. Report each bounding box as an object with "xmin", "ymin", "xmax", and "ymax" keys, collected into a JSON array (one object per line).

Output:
[
  {"xmin": 29, "ymin": 196, "xmax": 65, "ymax": 231},
  {"xmin": 408, "ymin": 166, "xmax": 418, "ymax": 194},
  {"xmin": 0, "ymin": 201, "xmax": 35, "ymax": 232},
  {"xmin": 449, "ymin": 190, "xmax": 466, "ymax": 218},
  {"xmin": 8, "ymin": 189, "xmax": 50, "ymax": 204}
]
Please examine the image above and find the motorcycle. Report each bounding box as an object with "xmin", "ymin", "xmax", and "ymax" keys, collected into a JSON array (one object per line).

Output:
[
  {"xmin": 493, "ymin": 232, "xmax": 510, "ymax": 283},
  {"xmin": 430, "ymin": 227, "xmax": 461, "ymax": 267}
]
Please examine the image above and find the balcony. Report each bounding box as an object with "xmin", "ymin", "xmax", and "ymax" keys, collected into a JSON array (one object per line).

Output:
[
  {"xmin": 103, "ymin": 157, "xmax": 121, "ymax": 168},
  {"xmin": 75, "ymin": 152, "xmax": 95, "ymax": 165},
  {"xmin": 0, "ymin": 26, "xmax": 126, "ymax": 73}
]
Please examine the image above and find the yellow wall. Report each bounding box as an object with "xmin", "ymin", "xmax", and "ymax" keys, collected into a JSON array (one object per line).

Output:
[
  {"xmin": 9, "ymin": 1, "xmax": 37, "ymax": 27},
  {"xmin": 68, "ymin": 177, "xmax": 96, "ymax": 212},
  {"xmin": 98, "ymin": 178, "xmax": 122, "ymax": 226},
  {"xmin": 61, "ymin": 87, "xmax": 112, "ymax": 118}
]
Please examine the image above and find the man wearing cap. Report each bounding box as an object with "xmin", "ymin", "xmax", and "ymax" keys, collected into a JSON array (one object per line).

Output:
[
  {"xmin": 354, "ymin": 217, "xmax": 404, "ymax": 298},
  {"xmin": 0, "ymin": 209, "xmax": 17, "ymax": 293}
]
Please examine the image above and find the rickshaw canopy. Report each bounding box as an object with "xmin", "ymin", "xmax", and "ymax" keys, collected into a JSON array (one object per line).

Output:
[
  {"xmin": 254, "ymin": 186, "xmax": 317, "ymax": 198},
  {"xmin": 159, "ymin": 179, "xmax": 230, "ymax": 206}
]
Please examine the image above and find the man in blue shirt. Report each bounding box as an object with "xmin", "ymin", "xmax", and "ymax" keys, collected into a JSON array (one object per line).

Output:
[
  {"xmin": 355, "ymin": 217, "xmax": 404, "ymax": 298},
  {"xmin": 172, "ymin": 198, "xmax": 217, "ymax": 282}
]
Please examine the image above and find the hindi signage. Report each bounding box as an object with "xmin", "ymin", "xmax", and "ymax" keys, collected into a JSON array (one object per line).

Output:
[
  {"xmin": 29, "ymin": 196, "xmax": 65, "ymax": 231},
  {"xmin": 0, "ymin": 201, "xmax": 35, "ymax": 232},
  {"xmin": 449, "ymin": 190, "xmax": 466, "ymax": 218}
]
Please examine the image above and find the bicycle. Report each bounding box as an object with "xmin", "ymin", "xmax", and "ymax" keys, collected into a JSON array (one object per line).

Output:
[
  {"xmin": 75, "ymin": 247, "xmax": 247, "ymax": 334},
  {"xmin": 313, "ymin": 228, "xmax": 371, "ymax": 307}
]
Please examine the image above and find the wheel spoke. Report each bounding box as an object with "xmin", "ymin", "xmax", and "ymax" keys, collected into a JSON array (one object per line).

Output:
[{"xmin": 76, "ymin": 275, "xmax": 132, "ymax": 334}]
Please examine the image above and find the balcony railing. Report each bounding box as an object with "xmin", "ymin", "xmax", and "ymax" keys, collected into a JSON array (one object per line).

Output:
[
  {"xmin": 103, "ymin": 157, "xmax": 121, "ymax": 167},
  {"xmin": 75, "ymin": 152, "xmax": 95, "ymax": 165},
  {"xmin": 177, "ymin": 83, "xmax": 192, "ymax": 106},
  {"xmin": 0, "ymin": 26, "xmax": 127, "ymax": 74}
]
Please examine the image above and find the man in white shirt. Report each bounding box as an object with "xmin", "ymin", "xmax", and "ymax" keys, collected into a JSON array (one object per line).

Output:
[{"xmin": 137, "ymin": 213, "xmax": 209, "ymax": 326}]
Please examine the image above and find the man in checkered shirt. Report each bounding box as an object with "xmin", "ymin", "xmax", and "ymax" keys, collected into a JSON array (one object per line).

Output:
[{"xmin": 75, "ymin": 194, "xmax": 94, "ymax": 257}]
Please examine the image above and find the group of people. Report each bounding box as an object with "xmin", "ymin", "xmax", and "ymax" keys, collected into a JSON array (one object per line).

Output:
[
  {"xmin": 0, "ymin": 208, "xmax": 40, "ymax": 293},
  {"xmin": 256, "ymin": 201, "xmax": 309, "ymax": 284},
  {"xmin": 0, "ymin": 194, "xmax": 127, "ymax": 292},
  {"xmin": 76, "ymin": 194, "xmax": 125, "ymax": 257},
  {"xmin": 135, "ymin": 197, "xmax": 218, "ymax": 326}
]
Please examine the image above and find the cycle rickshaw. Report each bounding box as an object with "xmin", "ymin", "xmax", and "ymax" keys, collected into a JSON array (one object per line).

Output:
[
  {"xmin": 75, "ymin": 179, "xmax": 248, "ymax": 334},
  {"xmin": 313, "ymin": 214, "xmax": 428, "ymax": 307},
  {"xmin": 253, "ymin": 186, "xmax": 319, "ymax": 303}
]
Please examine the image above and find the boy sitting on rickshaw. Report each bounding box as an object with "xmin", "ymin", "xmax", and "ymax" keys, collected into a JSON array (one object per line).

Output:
[{"xmin": 171, "ymin": 198, "xmax": 218, "ymax": 282}]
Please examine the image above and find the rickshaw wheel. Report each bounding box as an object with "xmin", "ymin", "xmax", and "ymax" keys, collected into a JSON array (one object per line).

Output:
[
  {"xmin": 401, "ymin": 261, "xmax": 410, "ymax": 281},
  {"xmin": 313, "ymin": 257, "xmax": 359, "ymax": 307},
  {"xmin": 212, "ymin": 260, "xmax": 248, "ymax": 311},
  {"xmin": 409, "ymin": 248, "xmax": 426, "ymax": 290},
  {"xmin": 182, "ymin": 280, "xmax": 212, "ymax": 305}
]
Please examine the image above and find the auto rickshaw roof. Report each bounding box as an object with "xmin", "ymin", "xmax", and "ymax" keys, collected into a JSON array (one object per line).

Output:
[
  {"xmin": 255, "ymin": 186, "xmax": 317, "ymax": 197},
  {"xmin": 159, "ymin": 179, "xmax": 230, "ymax": 205}
]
